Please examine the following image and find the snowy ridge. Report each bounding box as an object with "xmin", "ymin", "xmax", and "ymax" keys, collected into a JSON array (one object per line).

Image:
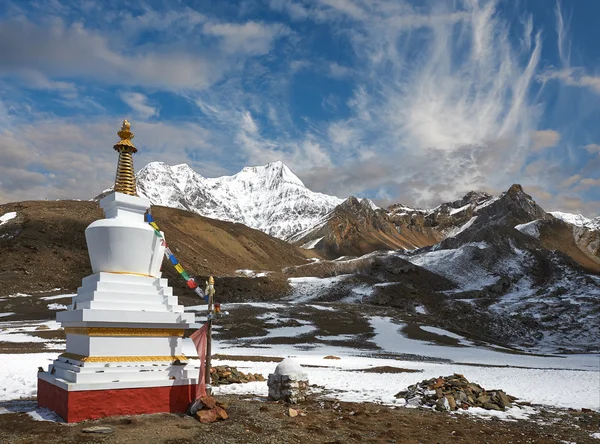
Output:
[
  {"xmin": 549, "ymin": 211, "xmax": 600, "ymax": 231},
  {"xmin": 134, "ymin": 161, "xmax": 343, "ymax": 240}
]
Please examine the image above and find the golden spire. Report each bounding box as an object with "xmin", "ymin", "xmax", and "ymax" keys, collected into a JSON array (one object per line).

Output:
[{"xmin": 113, "ymin": 119, "xmax": 138, "ymax": 196}]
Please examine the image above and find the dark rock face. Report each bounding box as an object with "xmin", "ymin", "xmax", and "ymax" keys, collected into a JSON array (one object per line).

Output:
[{"xmin": 292, "ymin": 196, "xmax": 426, "ymax": 259}]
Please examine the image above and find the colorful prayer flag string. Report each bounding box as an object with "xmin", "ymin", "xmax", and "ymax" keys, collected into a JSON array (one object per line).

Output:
[{"xmin": 145, "ymin": 210, "xmax": 206, "ymax": 301}]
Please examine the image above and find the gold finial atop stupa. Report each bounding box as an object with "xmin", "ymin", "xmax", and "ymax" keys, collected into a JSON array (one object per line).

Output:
[
  {"xmin": 114, "ymin": 119, "xmax": 137, "ymax": 153},
  {"xmin": 113, "ymin": 119, "xmax": 138, "ymax": 196}
]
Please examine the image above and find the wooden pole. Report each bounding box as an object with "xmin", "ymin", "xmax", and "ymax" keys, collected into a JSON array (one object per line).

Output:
[{"xmin": 204, "ymin": 276, "xmax": 214, "ymax": 394}]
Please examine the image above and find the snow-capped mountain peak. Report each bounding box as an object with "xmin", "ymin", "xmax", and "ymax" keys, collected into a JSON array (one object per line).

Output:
[
  {"xmin": 549, "ymin": 211, "xmax": 600, "ymax": 231},
  {"xmin": 219, "ymin": 160, "xmax": 306, "ymax": 191},
  {"xmin": 129, "ymin": 161, "xmax": 343, "ymax": 240}
]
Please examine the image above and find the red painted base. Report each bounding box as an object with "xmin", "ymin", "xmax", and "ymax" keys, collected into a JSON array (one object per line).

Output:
[{"xmin": 37, "ymin": 378, "xmax": 197, "ymax": 423}]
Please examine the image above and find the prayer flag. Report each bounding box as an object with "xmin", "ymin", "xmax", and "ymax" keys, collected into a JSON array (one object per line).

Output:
[
  {"xmin": 174, "ymin": 264, "xmax": 184, "ymax": 273},
  {"xmin": 145, "ymin": 213, "xmax": 154, "ymax": 223},
  {"xmin": 169, "ymin": 254, "xmax": 178, "ymax": 265},
  {"xmin": 149, "ymin": 222, "xmax": 159, "ymax": 230},
  {"xmin": 194, "ymin": 287, "xmax": 205, "ymax": 298},
  {"xmin": 186, "ymin": 279, "xmax": 197, "ymax": 289},
  {"xmin": 181, "ymin": 271, "xmax": 190, "ymax": 280}
]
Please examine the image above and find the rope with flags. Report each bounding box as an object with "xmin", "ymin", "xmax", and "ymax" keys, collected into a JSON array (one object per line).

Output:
[
  {"xmin": 145, "ymin": 209, "xmax": 229, "ymax": 397},
  {"xmin": 144, "ymin": 210, "xmax": 207, "ymax": 302}
]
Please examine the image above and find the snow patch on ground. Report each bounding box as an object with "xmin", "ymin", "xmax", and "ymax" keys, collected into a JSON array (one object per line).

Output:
[
  {"xmin": 305, "ymin": 304, "xmax": 337, "ymax": 312},
  {"xmin": 0, "ymin": 353, "xmax": 58, "ymax": 401},
  {"xmin": 236, "ymin": 269, "xmax": 268, "ymax": 278},
  {"xmin": 47, "ymin": 304, "xmax": 67, "ymax": 311},
  {"xmin": 0, "ymin": 313, "xmax": 15, "ymax": 318},
  {"xmin": 0, "ymin": 212, "xmax": 17, "ymax": 226},
  {"xmin": 40, "ymin": 293, "xmax": 74, "ymax": 301}
]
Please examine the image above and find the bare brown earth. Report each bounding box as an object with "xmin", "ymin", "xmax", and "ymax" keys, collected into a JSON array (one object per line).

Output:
[
  {"xmin": 1, "ymin": 395, "xmax": 599, "ymax": 444},
  {"xmin": 537, "ymin": 218, "xmax": 600, "ymax": 273},
  {"xmin": 0, "ymin": 201, "xmax": 311, "ymax": 298}
]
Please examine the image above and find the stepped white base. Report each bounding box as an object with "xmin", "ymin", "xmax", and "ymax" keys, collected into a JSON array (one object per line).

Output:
[{"xmin": 38, "ymin": 271, "xmax": 201, "ymax": 422}]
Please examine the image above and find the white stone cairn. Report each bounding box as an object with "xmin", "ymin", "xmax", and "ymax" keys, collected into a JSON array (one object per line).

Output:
[{"xmin": 267, "ymin": 358, "xmax": 309, "ymax": 404}]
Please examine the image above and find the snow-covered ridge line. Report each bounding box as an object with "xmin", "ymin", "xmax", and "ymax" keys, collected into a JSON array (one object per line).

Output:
[
  {"xmin": 549, "ymin": 211, "xmax": 600, "ymax": 231},
  {"xmin": 134, "ymin": 161, "xmax": 344, "ymax": 240}
]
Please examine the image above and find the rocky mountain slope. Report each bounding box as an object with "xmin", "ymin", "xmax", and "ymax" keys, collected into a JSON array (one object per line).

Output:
[
  {"xmin": 283, "ymin": 185, "xmax": 600, "ymax": 353},
  {"xmin": 0, "ymin": 201, "xmax": 311, "ymax": 300},
  {"xmin": 102, "ymin": 161, "xmax": 343, "ymax": 240},
  {"xmin": 293, "ymin": 184, "xmax": 599, "ymax": 272},
  {"xmin": 97, "ymin": 161, "xmax": 598, "ymax": 272},
  {"xmin": 289, "ymin": 197, "xmax": 439, "ymax": 259}
]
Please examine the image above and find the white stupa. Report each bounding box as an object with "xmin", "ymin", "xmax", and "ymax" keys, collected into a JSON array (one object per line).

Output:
[{"xmin": 37, "ymin": 120, "xmax": 198, "ymax": 422}]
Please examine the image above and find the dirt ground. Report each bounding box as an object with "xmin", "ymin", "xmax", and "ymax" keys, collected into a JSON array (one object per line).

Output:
[{"xmin": 1, "ymin": 395, "xmax": 599, "ymax": 444}]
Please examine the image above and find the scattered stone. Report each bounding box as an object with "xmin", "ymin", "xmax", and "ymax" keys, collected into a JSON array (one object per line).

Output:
[
  {"xmin": 395, "ymin": 374, "xmax": 517, "ymax": 412},
  {"xmin": 192, "ymin": 396, "xmax": 229, "ymax": 423},
  {"xmin": 268, "ymin": 358, "xmax": 310, "ymax": 404},
  {"xmin": 81, "ymin": 426, "xmax": 114, "ymax": 434},
  {"xmin": 288, "ymin": 408, "xmax": 298, "ymax": 417},
  {"xmin": 196, "ymin": 409, "xmax": 217, "ymax": 424},
  {"xmin": 211, "ymin": 365, "xmax": 265, "ymax": 386},
  {"xmin": 323, "ymin": 355, "xmax": 341, "ymax": 360},
  {"xmin": 200, "ymin": 396, "xmax": 217, "ymax": 409},
  {"xmin": 213, "ymin": 406, "xmax": 229, "ymax": 420}
]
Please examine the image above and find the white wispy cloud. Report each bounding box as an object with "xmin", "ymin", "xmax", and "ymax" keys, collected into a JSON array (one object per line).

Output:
[
  {"xmin": 294, "ymin": 0, "xmax": 546, "ymax": 207},
  {"xmin": 120, "ymin": 92, "xmax": 159, "ymax": 119}
]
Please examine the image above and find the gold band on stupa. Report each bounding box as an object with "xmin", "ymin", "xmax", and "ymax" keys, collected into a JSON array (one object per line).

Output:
[{"xmin": 113, "ymin": 119, "xmax": 138, "ymax": 196}]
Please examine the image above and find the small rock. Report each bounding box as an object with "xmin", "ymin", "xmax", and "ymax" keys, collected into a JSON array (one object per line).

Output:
[
  {"xmin": 323, "ymin": 355, "xmax": 341, "ymax": 360},
  {"xmin": 288, "ymin": 408, "xmax": 298, "ymax": 417},
  {"xmin": 196, "ymin": 409, "xmax": 218, "ymax": 423},
  {"xmin": 200, "ymin": 396, "xmax": 217, "ymax": 409},
  {"xmin": 445, "ymin": 395, "xmax": 456, "ymax": 410},
  {"xmin": 482, "ymin": 402, "xmax": 502, "ymax": 411},
  {"xmin": 81, "ymin": 426, "xmax": 114, "ymax": 434},
  {"xmin": 213, "ymin": 406, "xmax": 229, "ymax": 420}
]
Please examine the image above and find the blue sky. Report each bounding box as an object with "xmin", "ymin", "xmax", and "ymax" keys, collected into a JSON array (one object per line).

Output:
[{"xmin": 0, "ymin": 0, "xmax": 599, "ymax": 216}]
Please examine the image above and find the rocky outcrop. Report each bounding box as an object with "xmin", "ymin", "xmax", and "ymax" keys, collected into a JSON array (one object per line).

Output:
[
  {"xmin": 210, "ymin": 365, "xmax": 265, "ymax": 386},
  {"xmin": 395, "ymin": 374, "xmax": 517, "ymax": 412},
  {"xmin": 292, "ymin": 196, "xmax": 433, "ymax": 259}
]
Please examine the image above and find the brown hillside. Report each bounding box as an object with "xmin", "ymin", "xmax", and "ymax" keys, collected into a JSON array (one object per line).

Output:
[
  {"xmin": 537, "ymin": 219, "xmax": 600, "ymax": 273},
  {"xmin": 0, "ymin": 200, "xmax": 311, "ymax": 298},
  {"xmin": 292, "ymin": 197, "xmax": 438, "ymax": 259}
]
